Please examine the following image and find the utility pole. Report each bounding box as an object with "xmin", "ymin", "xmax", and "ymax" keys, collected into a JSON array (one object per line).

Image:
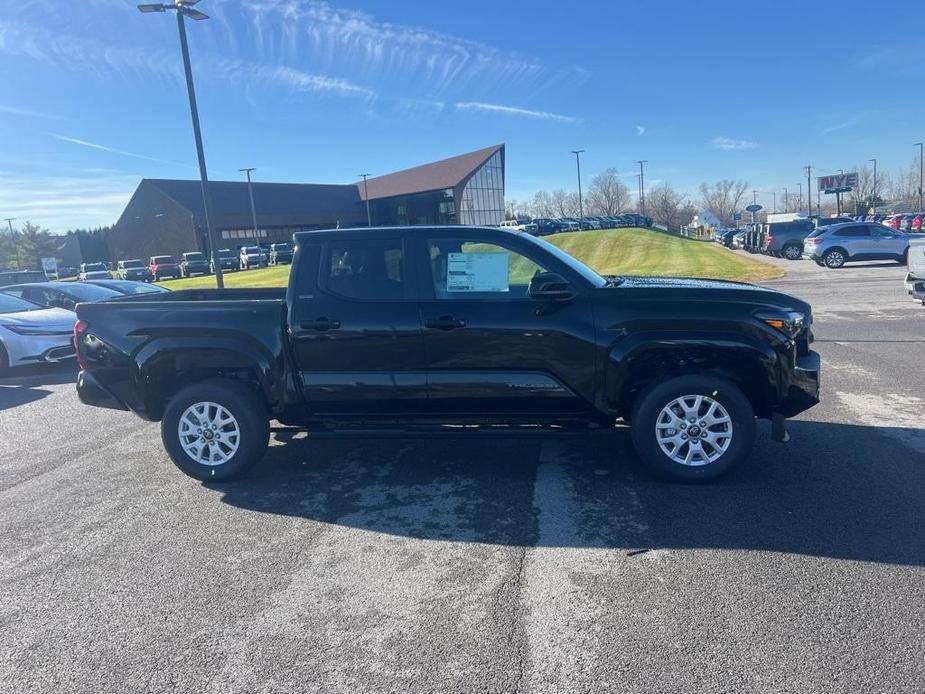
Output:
[
  {"xmin": 138, "ymin": 1, "xmax": 223, "ymax": 288},
  {"xmin": 239, "ymin": 167, "xmax": 259, "ymax": 240},
  {"xmin": 3, "ymin": 218, "xmax": 16, "ymax": 268},
  {"xmin": 772, "ymin": 191, "xmax": 777, "ymax": 213},
  {"xmin": 751, "ymin": 190, "xmax": 758, "ymax": 224},
  {"xmin": 869, "ymin": 158, "xmax": 878, "ymax": 213},
  {"xmin": 836, "ymin": 168, "xmax": 844, "ymax": 216},
  {"xmin": 359, "ymin": 174, "xmax": 372, "ymax": 226},
  {"xmin": 571, "ymin": 150, "xmax": 585, "ymax": 226},
  {"xmin": 783, "ymin": 187, "xmax": 789, "ymax": 213},
  {"xmin": 637, "ymin": 160, "xmax": 648, "ymax": 215},
  {"xmin": 916, "ymin": 144, "xmax": 924, "ymax": 211},
  {"xmin": 798, "ymin": 183, "xmax": 803, "ymax": 213},
  {"xmin": 804, "ymin": 165, "xmax": 813, "ymax": 216}
]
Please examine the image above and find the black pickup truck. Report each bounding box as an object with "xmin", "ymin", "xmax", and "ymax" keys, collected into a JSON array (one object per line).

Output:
[{"xmin": 75, "ymin": 226, "xmax": 820, "ymax": 482}]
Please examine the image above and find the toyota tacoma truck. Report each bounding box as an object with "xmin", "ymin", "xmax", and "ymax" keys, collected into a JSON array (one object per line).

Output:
[{"xmin": 74, "ymin": 226, "xmax": 820, "ymax": 482}]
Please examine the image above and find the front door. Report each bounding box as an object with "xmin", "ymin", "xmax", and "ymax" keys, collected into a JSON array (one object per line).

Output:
[
  {"xmin": 414, "ymin": 232, "xmax": 597, "ymax": 416},
  {"xmin": 870, "ymin": 225, "xmax": 906, "ymax": 259},
  {"xmin": 288, "ymin": 236, "xmax": 427, "ymax": 415}
]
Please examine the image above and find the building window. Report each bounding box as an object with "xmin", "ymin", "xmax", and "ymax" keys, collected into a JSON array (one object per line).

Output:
[{"xmin": 458, "ymin": 150, "xmax": 505, "ymax": 226}]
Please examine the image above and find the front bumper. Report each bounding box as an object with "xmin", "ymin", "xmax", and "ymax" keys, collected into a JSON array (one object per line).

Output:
[
  {"xmin": 76, "ymin": 370, "xmax": 129, "ymax": 411},
  {"xmin": 776, "ymin": 350, "xmax": 821, "ymax": 418},
  {"xmin": 3, "ymin": 332, "xmax": 75, "ymax": 367}
]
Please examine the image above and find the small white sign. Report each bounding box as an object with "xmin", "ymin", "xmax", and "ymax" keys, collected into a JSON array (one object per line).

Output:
[
  {"xmin": 41, "ymin": 257, "xmax": 58, "ymax": 277},
  {"xmin": 446, "ymin": 252, "xmax": 509, "ymax": 292}
]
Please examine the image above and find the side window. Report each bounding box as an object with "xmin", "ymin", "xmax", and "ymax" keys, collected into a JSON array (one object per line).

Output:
[
  {"xmin": 428, "ymin": 239, "xmax": 548, "ymax": 300},
  {"xmin": 834, "ymin": 226, "xmax": 869, "ymax": 238},
  {"xmin": 323, "ymin": 238, "xmax": 403, "ymax": 301},
  {"xmin": 873, "ymin": 226, "xmax": 894, "ymax": 237}
]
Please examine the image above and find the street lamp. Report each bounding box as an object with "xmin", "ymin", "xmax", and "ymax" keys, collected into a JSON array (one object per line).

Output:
[
  {"xmin": 138, "ymin": 0, "xmax": 223, "ymax": 288},
  {"xmin": 359, "ymin": 174, "xmax": 372, "ymax": 226},
  {"xmin": 868, "ymin": 158, "xmax": 877, "ymax": 213},
  {"xmin": 637, "ymin": 160, "xmax": 648, "ymax": 215},
  {"xmin": 3, "ymin": 217, "xmax": 16, "ymax": 268},
  {"xmin": 804, "ymin": 165, "xmax": 813, "ymax": 216},
  {"xmin": 571, "ymin": 150, "xmax": 585, "ymax": 226},
  {"xmin": 916, "ymin": 144, "xmax": 924, "ymax": 212},
  {"xmin": 238, "ymin": 167, "xmax": 259, "ymax": 240}
]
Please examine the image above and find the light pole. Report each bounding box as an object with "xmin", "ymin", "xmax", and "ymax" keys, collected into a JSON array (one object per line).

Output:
[
  {"xmin": 3, "ymin": 217, "xmax": 16, "ymax": 268},
  {"xmin": 138, "ymin": 0, "xmax": 223, "ymax": 288},
  {"xmin": 239, "ymin": 167, "xmax": 259, "ymax": 241},
  {"xmin": 571, "ymin": 150, "xmax": 585, "ymax": 226},
  {"xmin": 836, "ymin": 168, "xmax": 844, "ymax": 216},
  {"xmin": 916, "ymin": 144, "xmax": 924, "ymax": 211},
  {"xmin": 751, "ymin": 190, "xmax": 758, "ymax": 224},
  {"xmin": 869, "ymin": 158, "xmax": 877, "ymax": 213},
  {"xmin": 637, "ymin": 160, "xmax": 648, "ymax": 215},
  {"xmin": 359, "ymin": 174, "xmax": 372, "ymax": 226},
  {"xmin": 772, "ymin": 191, "xmax": 777, "ymax": 213},
  {"xmin": 798, "ymin": 183, "xmax": 803, "ymax": 213},
  {"xmin": 783, "ymin": 187, "xmax": 789, "ymax": 212},
  {"xmin": 804, "ymin": 165, "xmax": 813, "ymax": 216}
]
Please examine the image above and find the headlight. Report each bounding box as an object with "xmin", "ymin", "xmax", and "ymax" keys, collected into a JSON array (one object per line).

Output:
[
  {"xmin": 2, "ymin": 324, "xmax": 73, "ymax": 336},
  {"xmin": 757, "ymin": 311, "xmax": 805, "ymax": 338}
]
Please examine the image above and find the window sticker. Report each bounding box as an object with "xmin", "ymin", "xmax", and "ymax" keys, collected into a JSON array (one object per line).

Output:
[{"xmin": 446, "ymin": 252, "xmax": 509, "ymax": 292}]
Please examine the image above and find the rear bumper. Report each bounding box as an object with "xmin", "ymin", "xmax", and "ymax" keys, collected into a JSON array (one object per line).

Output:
[
  {"xmin": 776, "ymin": 351, "xmax": 821, "ymax": 418},
  {"xmin": 76, "ymin": 370, "xmax": 129, "ymax": 411}
]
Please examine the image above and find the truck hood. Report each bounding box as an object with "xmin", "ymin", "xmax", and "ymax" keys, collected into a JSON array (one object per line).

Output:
[{"xmin": 606, "ymin": 275, "xmax": 811, "ymax": 314}]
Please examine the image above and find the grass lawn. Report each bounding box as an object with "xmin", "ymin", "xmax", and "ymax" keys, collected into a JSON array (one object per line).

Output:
[{"xmin": 159, "ymin": 227, "xmax": 782, "ymax": 290}]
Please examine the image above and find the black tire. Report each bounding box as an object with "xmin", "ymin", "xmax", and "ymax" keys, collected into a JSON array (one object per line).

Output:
[
  {"xmin": 161, "ymin": 379, "xmax": 270, "ymax": 481},
  {"xmin": 822, "ymin": 248, "xmax": 846, "ymax": 269},
  {"xmin": 899, "ymin": 248, "xmax": 909, "ymax": 265},
  {"xmin": 630, "ymin": 375, "xmax": 756, "ymax": 482},
  {"xmin": 0, "ymin": 341, "xmax": 9, "ymax": 375},
  {"xmin": 782, "ymin": 243, "xmax": 802, "ymax": 260}
]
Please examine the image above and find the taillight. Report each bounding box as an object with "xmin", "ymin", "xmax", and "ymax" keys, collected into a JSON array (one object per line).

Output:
[
  {"xmin": 809, "ymin": 238, "xmax": 823, "ymax": 245},
  {"xmin": 766, "ymin": 234, "xmax": 774, "ymax": 243},
  {"xmin": 74, "ymin": 319, "xmax": 89, "ymax": 370}
]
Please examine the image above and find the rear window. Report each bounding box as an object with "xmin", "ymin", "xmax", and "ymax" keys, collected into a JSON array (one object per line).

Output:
[
  {"xmin": 184, "ymin": 252, "xmax": 205, "ymax": 261},
  {"xmin": 83, "ymin": 263, "xmax": 106, "ymax": 271},
  {"xmin": 152, "ymin": 256, "xmax": 174, "ymax": 264},
  {"xmin": 833, "ymin": 226, "xmax": 871, "ymax": 238},
  {"xmin": 273, "ymin": 243, "xmax": 291, "ymax": 251},
  {"xmin": 244, "ymin": 246, "xmax": 261, "ymax": 254},
  {"xmin": 121, "ymin": 260, "xmax": 144, "ymax": 268},
  {"xmin": 65, "ymin": 284, "xmax": 121, "ymax": 300}
]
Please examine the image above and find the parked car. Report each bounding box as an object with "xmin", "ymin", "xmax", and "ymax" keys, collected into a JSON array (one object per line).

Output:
[
  {"xmin": 556, "ymin": 218, "xmax": 580, "ymax": 231},
  {"xmin": 78, "ymin": 262, "xmax": 111, "ymax": 280},
  {"xmin": 1, "ymin": 281, "xmax": 121, "ymax": 311},
  {"xmin": 117, "ymin": 259, "xmax": 152, "ymax": 282},
  {"xmin": 75, "ymin": 225, "xmax": 820, "ymax": 483},
  {"xmin": 179, "ymin": 252, "xmax": 210, "ymax": 278},
  {"xmin": 911, "ymin": 214, "xmax": 923, "ymax": 232},
  {"xmin": 56, "ymin": 266, "xmax": 79, "ymax": 279},
  {"xmin": 239, "ymin": 245, "xmax": 266, "ymax": 270},
  {"xmin": 269, "ymin": 243, "xmax": 294, "ymax": 265},
  {"xmin": 904, "ymin": 237, "xmax": 925, "ymax": 294},
  {"xmin": 532, "ymin": 218, "xmax": 566, "ymax": 236},
  {"xmin": 761, "ymin": 219, "xmax": 816, "ymax": 259},
  {"xmin": 884, "ymin": 214, "xmax": 904, "ymax": 230},
  {"xmin": 899, "ymin": 214, "xmax": 918, "ymax": 232},
  {"xmin": 0, "ymin": 292, "xmax": 76, "ymax": 371},
  {"xmin": 803, "ymin": 222, "xmax": 923, "ymax": 268},
  {"xmin": 210, "ymin": 248, "xmax": 239, "ymax": 273},
  {"xmin": 731, "ymin": 231, "xmax": 748, "ymax": 249},
  {"xmin": 82, "ymin": 279, "xmax": 170, "ymax": 296},
  {"xmin": 716, "ymin": 229, "xmax": 739, "ymax": 248},
  {"xmin": 149, "ymin": 255, "xmax": 179, "ymax": 281}
]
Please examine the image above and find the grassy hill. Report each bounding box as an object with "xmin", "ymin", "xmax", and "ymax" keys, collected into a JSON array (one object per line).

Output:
[{"xmin": 159, "ymin": 227, "xmax": 782, "ymax": 290}]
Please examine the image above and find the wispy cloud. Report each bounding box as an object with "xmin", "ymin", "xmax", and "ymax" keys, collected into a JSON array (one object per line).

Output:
[
  {"xmin": 712, "ymin": 136, "xmax": 757, "ymax": 151},
  {"xmin": 48, "ymin": 134, "xmax": 192, "ymax": 168},
  {"xmin": 0, "ymin": 103, "xmax": 62, "ymax": 120},
  {"xmin": 819, "ymin": 112, "xmax": 873, "ymax": 136},
  {"xmin": 455, "ymin": 102, "xmax": 577, "ymax": 123},
  {"xmin": 636, "ymin": 125, "xmax": 646, "ymax": 136}
]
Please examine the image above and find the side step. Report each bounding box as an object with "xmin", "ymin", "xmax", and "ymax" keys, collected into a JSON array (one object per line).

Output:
[{"xmin": 270, "ymin": 421, "xmax": 605, "ymax": 440}]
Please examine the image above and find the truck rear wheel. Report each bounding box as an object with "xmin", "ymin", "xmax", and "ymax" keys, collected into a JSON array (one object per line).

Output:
[
  {"xmin": 782, "ymin": 243, "xmax": 802, "ymax": 260},
  {"xmin": 161, "ymin": 380, "xmax": 269, "ymax": 481},
  {"xmin": 630, "ymin": 375, "xmax": 755, "ymax": 481}
]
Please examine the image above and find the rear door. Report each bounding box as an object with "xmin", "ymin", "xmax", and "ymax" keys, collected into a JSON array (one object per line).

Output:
[
  {"xmin": 288, "ymin": 234, "xmax": 427, "ymax": 415},
  {"xmin": 413, "ymin": 231, "xmax": 597, "ymax": 416}
]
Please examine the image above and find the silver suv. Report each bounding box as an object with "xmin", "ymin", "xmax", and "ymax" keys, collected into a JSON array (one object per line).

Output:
[{"xmin": 803, "ymin": 222, "xmax": 921, "ymax": 268}]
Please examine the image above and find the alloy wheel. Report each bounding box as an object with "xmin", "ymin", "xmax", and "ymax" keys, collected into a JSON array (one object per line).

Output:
[{"xmin": 655, "ymin": 394, "xmax": 733, "ymax": 467}]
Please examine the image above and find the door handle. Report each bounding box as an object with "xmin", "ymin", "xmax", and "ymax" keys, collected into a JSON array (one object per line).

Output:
[
  {"xmin": 301, "ymin": 317, "xmax": 341, "ymax": 331},
  {"xmin": 425, "ymin": 315, "xmax": 466, "ymax": 330}
]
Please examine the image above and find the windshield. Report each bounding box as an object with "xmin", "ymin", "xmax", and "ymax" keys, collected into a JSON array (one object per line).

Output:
[
  {"xmin": 184, "ymin": 253, "xmax": 205, "ymax": 261},
  {"xmin": 153, "ymin": 256, "xmax": 174, "ymax": 263},
  {"xmin": 122, "ymin": 260, "xmax": 144, "ymax": 268},
  {"xmin": 244, "ymin": 246, "xmax": 261, "ymax": 253},
  {"xmin": 0, "ymin": 293, "xmax": 42, "ymax": 314},
  {"xmin": 84, "ymin": 263, "xmax": 106, "ymax": 271},
  {"xmin": 218, "ymin": 249, "xmax": 234, "ymax": 257},
  {"xmin": 118, "ymin": 282, "xmax": 167, "ymax": 295},
  {"xmin": 274, "ymin": 244, "xmax": 291, "ymax": 251},
  {"xmin": 520, "ymin": 234, "xmax": 607, "ymax": 287},
  {"xmin": 64, "ymin": 284, "xmax": 121, "ymax": 301}
]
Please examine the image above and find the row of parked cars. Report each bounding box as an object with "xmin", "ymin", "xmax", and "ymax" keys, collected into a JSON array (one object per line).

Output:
[
  {"xmin": 717, "ymin": 216, "xmax": 924, "ymax": 268},
  {"xmin": 502, "ymin": 213, "xmax": 654, "ymax": 236},
  {"xmin": 74, "ymin": 243, "xmax": 295, "ymax": 283},
  {"xmin": 0, "ymin": 278, "xmax": 170, "ymax": 371}
]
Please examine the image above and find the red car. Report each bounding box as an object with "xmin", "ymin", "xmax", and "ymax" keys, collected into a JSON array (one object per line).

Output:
[
  {"xmin": 911, "ymin": 214, "xmax": 923, "ymax": 232},
  {"xmin": 886, "ymin": 214, "xmax": 904, "ymax": 230},
  {"xmin": 148, "ymin": 255, "xmax": 179, "ymax": 281}
]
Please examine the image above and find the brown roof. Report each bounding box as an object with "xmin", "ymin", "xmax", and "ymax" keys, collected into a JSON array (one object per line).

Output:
[{"xmin": 359, "ymin": 144, "xmax": 504, "ymax": 201}]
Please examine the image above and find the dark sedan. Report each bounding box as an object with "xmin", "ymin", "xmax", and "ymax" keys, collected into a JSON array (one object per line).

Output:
[{"xmin": 1, "ymin": 281, "xmax": 121, "ymax": 311}]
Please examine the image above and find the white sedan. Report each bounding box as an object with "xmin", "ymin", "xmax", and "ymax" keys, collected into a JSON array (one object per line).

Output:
[{"xmin": 0, "ymin": 293, "xmax": 76, "ymax": 370}]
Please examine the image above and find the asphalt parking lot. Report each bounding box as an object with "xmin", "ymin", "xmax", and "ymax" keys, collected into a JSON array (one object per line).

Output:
[{"xmin": 2, "ymin": 258, "xmax": 924, "ymax": 693}]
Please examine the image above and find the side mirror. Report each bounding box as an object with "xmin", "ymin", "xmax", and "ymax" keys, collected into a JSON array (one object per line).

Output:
[{"xmin": 528, "ymin": 272, "xmax": 575, "ymax": 300}]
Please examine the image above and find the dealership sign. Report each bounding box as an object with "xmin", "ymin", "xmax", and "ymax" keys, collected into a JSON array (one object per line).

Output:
[{"xmin": 818, "ymin": 172, "xmax": 858, "ymax": 194}]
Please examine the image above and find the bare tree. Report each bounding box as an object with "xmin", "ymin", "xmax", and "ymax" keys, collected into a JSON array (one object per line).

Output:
[
  {"xmin": 550, "ymin": 189, "xmax": 581, "ymax": 217},
  {"xmin": 886, "ymin": 158, "xmax": 920, "ymax": 209},
  {"xmin": 530, "ymin": 190, "xmax": 556, "ymax": 218},
  {"xmin": 586, "ymin": 168, "xmax": 631, "ymax": 215},
  {"xmin": 647, "ymin": 183, "xmax": 691, "ymax": 231},
  {"xmin": 698, "ymin": 179, "xmax": 749, "ymax": 226}
]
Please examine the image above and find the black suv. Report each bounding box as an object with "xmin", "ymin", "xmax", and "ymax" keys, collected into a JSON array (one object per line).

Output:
[
  {"xmin": 179, "ymin": 252, "xmax": 210, "ymax": 278},
  {"xmin": 269, "ymin": 243, "xmax": 294, "ymax": 265}
]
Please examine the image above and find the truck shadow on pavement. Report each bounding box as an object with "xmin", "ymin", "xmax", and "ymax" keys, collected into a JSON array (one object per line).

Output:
[
  {"xmin": 215, "ymin": 420, "xmax": 925, "ymax": 567},
  {"xmin": 0, "ymin": 364, "xmax": 77, "ymax": 412}
]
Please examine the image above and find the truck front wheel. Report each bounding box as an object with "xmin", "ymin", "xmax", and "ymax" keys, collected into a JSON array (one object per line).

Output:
[
  {"xmin": 161, "ymin": 380, "xmax": 270, "ymax": 481},
  {"xmin": 630, "ymin": 375, "xmax": 755, "ymax": 481}
]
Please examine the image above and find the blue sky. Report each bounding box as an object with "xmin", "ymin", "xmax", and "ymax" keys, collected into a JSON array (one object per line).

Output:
[{"xmin": 1, "ymin": 0, "xmax": 923, "ymax": 232}]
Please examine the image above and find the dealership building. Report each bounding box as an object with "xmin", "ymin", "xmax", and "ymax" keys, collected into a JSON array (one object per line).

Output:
[{"xmin": 110, "ymin": 144, "xmax": 505, "ymax": 260}]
